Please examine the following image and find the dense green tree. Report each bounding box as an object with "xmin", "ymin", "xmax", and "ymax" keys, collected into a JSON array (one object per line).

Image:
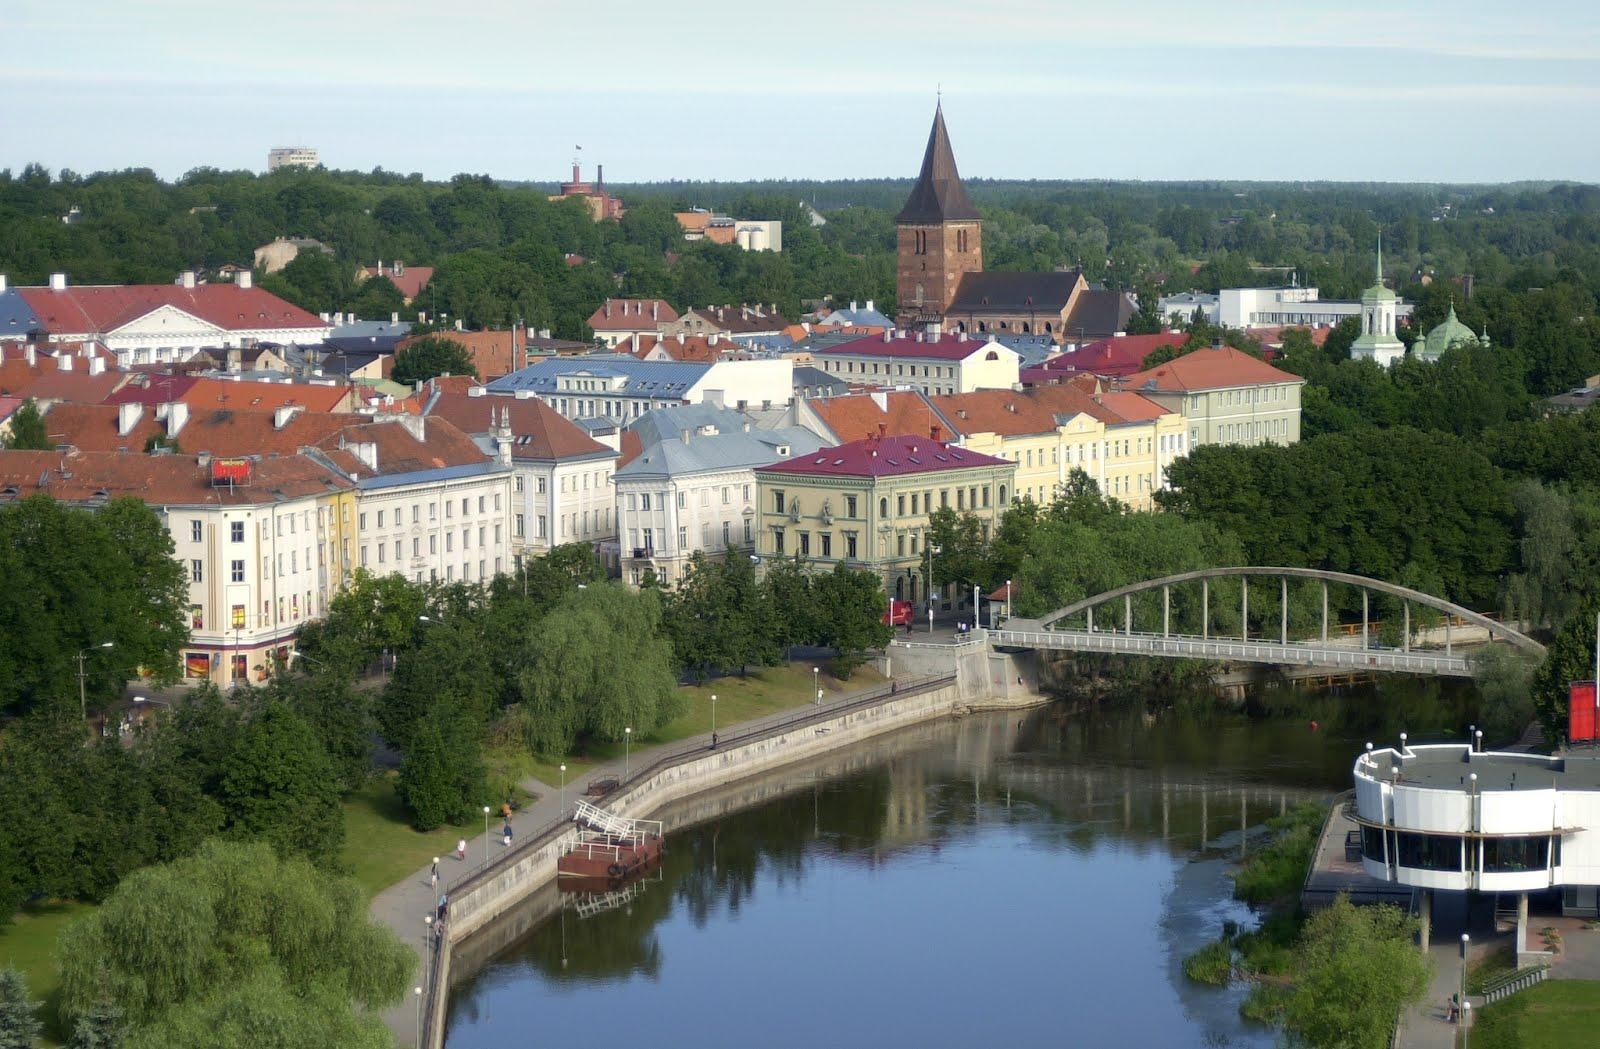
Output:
[
  {"xmin": 390, "ymin": 335, "xmax": 478, "ymax": 386},
  {"xmin": 124, "ymin": 970, "xmax": 392, "ymax": 1049},
  {"xmin": 0, "ymin": 967, "xmax": 41, "ymax": 1049},
  {"xmin": 1278, "ymin": 897, "xmax": 1429, "ymax": 1049},
  {"xmin": 343, "ymin": 274, "xmax": 405, "ymax": 321},
  {"xmin": 57, "ymin": 840, "xmax": 411, "ymax": 1034},
  {"xmin": 811, "ymin": 564, "xmax": 894, "ymax": 676},
  {"xmin": 397, "ymin": 697, "xmax": 487, "ymax": 831},
  {"xmin": 219, "ymin": 702, "xmax": 344, "ymax": 864},
  {"xmin": 1, "ymin": 399, "xmax": 49, "ymax": 450},
  {"xmin": 666, "ymin": 550, "xmax": 781, "ymax": 680},
  {"xmin": 65, "ymin": 994, "xmax": 124, "ymax": 1049},
  {"xmin": 1530, "ymin": 592, "xmax": 1600, "ymax": 744},
  {"xmin": 926, "ymin": 507, "xmax": 996, "ymax": 595},
  {"xmin": 298, "ymin": 568, "xmax": 427, "ymax": 672}
]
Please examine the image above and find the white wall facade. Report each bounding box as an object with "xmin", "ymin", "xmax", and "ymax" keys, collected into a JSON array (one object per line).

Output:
[
  {"xmin": 354, "ymin": 471, "xmax": 514, "ymax": 587},
  {"xmin": 511, "ymin": 455, "xmax": 617, "ymax": 555},
  {"xmin": 617, "ymin": 466, "xmax": 758, "ymax": 587}
]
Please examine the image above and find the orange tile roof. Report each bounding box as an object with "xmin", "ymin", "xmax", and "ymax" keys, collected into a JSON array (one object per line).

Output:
[
  {"xmin": 16, "ymin": 368, "xmax": 127, "ymax": 405},
  {"xmin": 0, "ymin": 448, "xmax": 352, "ymax": 506},
  {"xmin": 1122, "ymin": 344, "xmax": 1303, "ymax": 393},
  {"xmin": 43, "ymin": 403, "xmax": 362, "ymax": 457},
  {"xmin": 360, "ymin": 264, "xmax": 434, "ymax": 302},
  {"xmin": 805, "ymin": 391, "xmax": 961, "ymax": 444},
  {"xmin": 17, "ymin": 282, "xmax": 326, "ymax": 335},
  {"xmin": 316, "ymin": 417, "xmax": 487, "ymax": 475},
  {"xmin": 587, "ymin": 299, "xmax": 678, "ymax": 331},
  {"xmin": 1092, "ymin": 391, "xmax": 1175, "ymax": 424},
  {"xmin": 929, "ymin": 390, "xmax": 1060, "ymax": 437},
  {"xmin": 108, "ymin": 376, "xmax": 351, "ymax": 414}
]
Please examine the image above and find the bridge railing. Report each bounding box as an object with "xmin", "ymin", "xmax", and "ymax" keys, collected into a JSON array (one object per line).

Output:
[{"xmin": 988, "ymin": 628, "xmax": 1473, "ymax": 676}]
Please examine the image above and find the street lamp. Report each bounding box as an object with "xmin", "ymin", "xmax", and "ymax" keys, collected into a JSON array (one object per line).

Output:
[
  {"xmin": 1006, "ymin": 579, "xmax": 1013, "ymax": 622},
  {"xmin": 76, "ymin": 641, "xmax": 114, "ymax": 720},
  {"xmin": 414, "ymin": 986, "xmax": 423, "ymax": 1046},
  {"xmin": 710, "ymin": 694, "xmax": 717, "ymax": 738},
  {"xmin": 482, "ymin": 805, "xmax": 491, "ymax": 867},
  {"xmin": 1462, "ymin": 1000, "xmax": 1472, "ymax": 1048},
  {"xmin": 559, "ymin": 764, "xmax": 567, "ymax": 815},
  {"xmin": 1460, "ymin": 932, "xmax": 1470, "ymax": 1029},
  {"xmin": 813, "ymin": 666, "xmax": 820, "ymax": 705},
  {"xmin": 624, "ymin": 726, "xmax": 633, "ymax": 780},
  {"xmin": 927, "ymin": 545, "xmax": 941, "ymax": 632},
  {"xmin": 423, "ymin": 914, "xmax": 434, "ymax": 980}
]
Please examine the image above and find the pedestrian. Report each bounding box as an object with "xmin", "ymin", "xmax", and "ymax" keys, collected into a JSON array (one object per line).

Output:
[
  {"xmin": 710, "ymin": 732, "xmax": 718, "ymax": 750},
  {"xmin": 503, "ymin": 822, "xmax": 513, "ymax": 846},
  {"xmin": 456, "ymin": 838, "xmax": 467, "ymax": 861},
  {"xmin": 430, "ymin": 857, "xmax": 440, "ymax": 889},
  {"xmin": 437, "ymin": 893, "xmax": 448, "ymax": 923},
  {"xmin": 1447, "ymin": 994, "xmax": 1459, "ymax": 1023},
  {"xmin": 500, "ymin": 800, "xmax": 513, "ymax": 820}
]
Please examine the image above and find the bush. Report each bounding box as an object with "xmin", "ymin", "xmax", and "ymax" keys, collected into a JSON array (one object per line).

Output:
[
  {"xmin": 1232, "ymin": 802, "xmax": 1324, "ymax": 905},
  {"xmin": 1183, "ymin": 939, "xmax": 1233, "ymax": 985}
]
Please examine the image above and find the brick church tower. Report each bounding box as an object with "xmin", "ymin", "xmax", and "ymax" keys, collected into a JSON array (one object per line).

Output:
[{"xmin": 895, "ymin": 104, "xmax": 983, "ymax": 329}]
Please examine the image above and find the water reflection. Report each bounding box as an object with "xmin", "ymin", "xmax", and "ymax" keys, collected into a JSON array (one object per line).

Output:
[{"xmin": 446, "ymin": 679, "xmax": 1478, "ymax": 1048}]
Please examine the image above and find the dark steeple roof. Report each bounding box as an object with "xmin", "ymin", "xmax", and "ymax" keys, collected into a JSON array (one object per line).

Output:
[{"xmin": 895, "ymin": 104, "xmax": 981, "ymax": 225}]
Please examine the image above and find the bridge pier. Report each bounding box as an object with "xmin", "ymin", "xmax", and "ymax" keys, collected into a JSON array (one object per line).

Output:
[
  {"xmin": 1281, "ymin": 577, "xmax": 1288, "ymax": 645},
  {"xmin": 1321, "ymin": 581, "xmax": 1328, "ymax": 644},
  {"xmin": 1241, "ymin": 577, "xmax": 1248, "ymax": 642},
  {"xmin": 1162, "ymin": 585, "xmax": 1170, "ymax": 638}
]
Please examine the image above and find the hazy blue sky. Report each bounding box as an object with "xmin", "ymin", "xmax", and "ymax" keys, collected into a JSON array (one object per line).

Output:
[{"xmin": 4, "ymin": 0, "xmax": 1596, "ymax": 184}]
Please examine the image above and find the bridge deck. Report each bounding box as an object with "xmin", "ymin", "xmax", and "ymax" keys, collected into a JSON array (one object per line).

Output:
[{"xmin": 990, "ymin": 623, "xmax": 1473, "ymax": 677}]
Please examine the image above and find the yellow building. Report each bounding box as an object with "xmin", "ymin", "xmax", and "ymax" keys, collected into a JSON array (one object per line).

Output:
[{"xmin": 753, "ymin": 433, "xmax": 1015, "ymax": 611}]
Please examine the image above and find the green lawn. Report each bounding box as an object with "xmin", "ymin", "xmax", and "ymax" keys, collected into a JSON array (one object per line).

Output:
[
  {"xmin": 0, "ymin": 900, "xmax": 94, "ymax": 1045},
  {"xmin": 1471, "ymin": 979, "xmax": 1600, "ymax": 1049},
  {"xmin": 523, "ymin": 661, "xmax": 886, "ymax": 786},
  {"xmin": 339, "ymin": 773, "xmax": 482, "ymax": 897}
]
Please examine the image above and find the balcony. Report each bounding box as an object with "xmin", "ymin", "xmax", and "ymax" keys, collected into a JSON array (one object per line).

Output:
[{"xmin": 631, "ymin": 547, "xmax": 655, "ymax": 559}]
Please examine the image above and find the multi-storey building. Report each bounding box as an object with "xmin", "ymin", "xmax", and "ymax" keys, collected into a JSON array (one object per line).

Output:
[
  {"xmin": 423, "ymin": 384, "xmax": 619, "ymax": 562},
  {"xmin": 486, "ymin": 357, "xmax": 795, "ymax": 424},
  {"xmin": 754, "ymin": 433, "xmax": 1015, "ymax": 611},
  {"xmin": 615, "ymin": 404, "xmax": 825, "ymax": 587},
  {"xmin": 267, "ymin": 147, "xmax": 319, "ymax": 171},
  {"xmin": 0, "ymin": 448, "xmax": 355, "ymax": 686},
  {"xmin": 586, "ymin": 299, "xmax": 677, "ymax": 348},
  {"xmin": 1120, "ymin": 342, "xmax": 1304, "ymax": 449},
  {"xmin": 811, "ymin": 331, "xmax": 1019, "ymax": 395}
]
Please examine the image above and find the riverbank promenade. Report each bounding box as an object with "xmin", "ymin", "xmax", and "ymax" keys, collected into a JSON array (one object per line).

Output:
[{"xmin": 369, "ymin": 670, "xmax": 1022, "ymax": 1045}]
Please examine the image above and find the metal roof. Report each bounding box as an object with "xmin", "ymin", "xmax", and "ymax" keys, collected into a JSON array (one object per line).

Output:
[{"xmin": 487, "ymin": 357, "xmax": 711, "ymax": 398}]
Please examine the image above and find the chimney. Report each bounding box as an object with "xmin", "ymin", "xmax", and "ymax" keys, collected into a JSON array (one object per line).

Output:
[
  {"xmin": 850, "ymin": 300, "xmax": 858, "ymax": 312},
  {"xmin": 597, "ymin": 164, "xmax": 604, "ymax": 189},
  {"xmin": 166, "ymin": 401, "xmax": 190, "ymax": 437},
  {"xmin": 394, "ymin": 261, "xmax": 405, "ymax": 276},
  {"xmin": 930, "ymin": 424, "xmax": 942, "ymax": 441},
  {"xmin": 572, "ymin": 162, "xmax": 581, "ymax": 184},
  {"xmin": 676, "ymin": 332, "xmax": 685, "ymax": 345},
  {"xmin": 273, "ymin": 404, "xmax": 303, "ymax": 430},
  {"xmin": 24, "ymin": 344, "xmax": 35, "ymax": 367},
  {"xmin": 870, "ymin": 390, "xmax": 888, "ymax": 412},
  {"xmin": 116, "ymin": 402, "xmax": 144, "ymax": 437},
  {"xmin": 180, "ymin": 270, "xmax": 196, "ymax": 289},
  {"xmin": 604, "ymin": 300, "xmax": 612, "ymax": 319},
  {"xmin": 467, "ymin": 385, "xmax": 486, "ymax": 398},
  {"xmin": 882, "ymin": 329, "xmax": 892, "ymax": 343},
  {"xmin": 49, "ymin": 272, "xmax": 67, "ymax": 291},
  {"xmin": 88, "ymin": 355, "xmax": 105, "ymax": 376},
  {"xmin": 391, "ymin": 311, "xmax": 399, "ymax": 324},
  {"xmin": 236, "ymin": 270, "xmax": 253, "ymax": 289},
  {"xmin": 680, "ymin": 428, "xmax": 691, "ymax": 445},
  {"xmin": 0, "ymin": 274, "xmax": 7, "ymax": 293},
  {"xmin": 57, "ymin": 352, "xmax": 73, "ymax": 371},
  {"xmin": 651, "ymin": 300, "xmax": 659, "ymax": 321},
  {"xmin": 866, "ymin": 299, "xmax": 874, "ymax": 313}
]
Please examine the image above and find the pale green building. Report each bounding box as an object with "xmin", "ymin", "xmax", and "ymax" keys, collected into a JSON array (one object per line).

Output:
[
  {"xmin": 1349, "ymin": 236, "xmax": 1406, "ymax": 368},
  {"xmin": 1413, "ymin": 303, "xmax": 1488, "ymax": 362}
]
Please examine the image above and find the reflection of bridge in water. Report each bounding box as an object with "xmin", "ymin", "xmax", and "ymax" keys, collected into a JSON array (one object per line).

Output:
[{"xmin": 990, "ymin": 567, "xmax": 1545, "ymax": 678}]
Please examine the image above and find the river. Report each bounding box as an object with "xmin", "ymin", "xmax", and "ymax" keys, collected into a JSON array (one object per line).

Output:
[{"xmin": 444, "ymin": 679, "xmax": 1478, "ymax": 1048}]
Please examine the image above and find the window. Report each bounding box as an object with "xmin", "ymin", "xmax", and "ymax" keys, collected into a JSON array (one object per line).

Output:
[
  {"xmin": 845, "ymin": 534, "xmax": 857, "ymax": 559},
  {"xmin": 361, "ymin": 546, "xmax": 369, "ymax": 566},
  {"xmin": 537, "ymin": 515, "xmax": 547, "ymax": 539},
  {"xmin": 413, "ymin": 538, "xmax": 420, "ymax": 557},
  {"xmin": 1483, "ymin": 836, "xmax": 1551, "ymax": 874},
  {"xmin": 1395, "ymin": 832, "xmax": 1462, "ymax": 872},
  {"xmin": 515, "ymin": 475, "xmax": 525, "ymax": 493},
  {"xmin": 232, "ymin": 654, "xmax": 247, "ymax": 682},
  {"xmin": 774, "ymin": 528, "xmax": 785, "ymax": 554},
  {"xmin": 429, "ymin": 535, "xmax": 437, "ymax": 554},
  {"xmin": 642, "ymin": 527, "xmax": 654, "ymax": 551},
  {"xmin": 898, "ymin": 534, "xmax": 906, "ymax": 557},
  {"xmin": 190, "ymin": 604, "xmax": 204, "ymax": 629},
  {"xmin": 722, "ymin": 487, "xmax": 730, "ymax": 504},
  {"xmin": 677, "ymin": 491, "xmax": 687, "ymax": 509},
  {"xmin": 898, "ymin": 494, "xmax": 906, "ymax": 515},
  {"xmin": 820, "ymin": 533, "xmax": 832, "ymax": 558},
  {"xmin": 445, "ymin": 533, "xmax": 453, "ymax": 552},
  {"xmin": 723, "ymin": 521, "xmax": 731, "ymax": 545},
  {"xmin": 743, "ymin": 520, "xmax": 752, "ymax": 544},
  {"xmin": 378, "ymin": 509, "xmax": 385, "ymax": 528},
  {"xmin": 230, "ymin": 520, "xmax": 245, "ymax": 542},
  {"xmin": 230, "ymin": 560, "xmax": 245, "ymax": 583},
  {"xmin": 641, "ymin": 493, "xmax": 652, "ymax": 512},
  {"xmin": 191, "ymin": 559, "xmax": 204, "ymax": 583},
  {"xmin": 743, "ymin": 484, "xmax": 751, "ymax": 502},
  {"xmin": 774, "ymin": 490, "xmax": 786, "ymax": 513},
  {"xmin": 846, "ymin": 495, "xmax": 857, "ymax": 518},
  {"xmin": 378, "ymin": 543, "xmax": 386, "ymax": 564},
  {"xmin": 799, "ymin": 532, "xmax": 810, "ymax": 557},
  {"xmin": 494, "ymin": 493, "xmax": 501, "ymax": 511},
  {"xmin": 445, "ymin": 500, "xmax": 453, "ymax": 519},
  {"xmin": 231, "ymin": 604, "xmax": 246, "ymax": 629},
  {"xmin": 515, "ymin": 513, "xmax": 525, "ymax": 538},
  {"xmin": 537, "ymin": 476, "xmax": 547, "ymax": 494},
  {"xmin": 191, "ymin": 520, "xmax": 203, "ymax": 542},
  {"xmin": 412, "ymin": 504, "xmax": 420, "ymax": 524},
  {"xmin": 678, "ymin": 526, "xmax": 688, "ymax": 550}
]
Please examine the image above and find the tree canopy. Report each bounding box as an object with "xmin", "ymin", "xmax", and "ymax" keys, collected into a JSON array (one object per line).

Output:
[{"xmin": 390, "ymin": 335, "xmax": 478, "ymax": 386}]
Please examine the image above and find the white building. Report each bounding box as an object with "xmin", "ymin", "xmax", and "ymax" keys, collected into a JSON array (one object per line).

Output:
[
  {"xmin": 487, "ymin": 357, "xmax": 796, "ymax": 424},
  {"xmin": 1156, "ymin": 291, "xmax": 1219, "ymax": 326},
  {"xmin": 1354, "ymin": 742, "xmax": 1600, "ymax": 959},
  {"xmin": 1120, "ymin": 342, "xmax": 1305, "ymax": 449},
  {"xmin": 615, "ymin": 404, "xmax": 825, "ymax": 587},
  {"xmin": 1349, "ymin": 240, "xmax": 1407, "ymax": 368},
  {"xmin": 267, "ymin": 147, "xmax": 319, "ymax": 171},
  {"xmin": 1219, "ymin": 284, "xmax": 1413, "ymax": 331},
  {"xmin": 811, "ymin": 331, "xmax": 1021, "ymax": 395}
]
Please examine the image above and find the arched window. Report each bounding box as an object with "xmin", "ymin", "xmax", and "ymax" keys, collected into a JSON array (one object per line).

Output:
[
  {"xmin": 1022, "ymin": 322, "xmax": 1031, "ymax": 333},
  {"xmin": 915, "ymin": 283, "xmax": 925, "ymax": 305},
  {"xmin": 1044, "ymin": 322, "xmax": 1052, "ymax": 333},
  {"xmin": 999, "ymin": 484, "xmax": 1009, "ymax": 504},
  {"xmin": 978, "ymin": 321, "xmax": 987, "ymax": 332},
  {"xmin": 880, "ymin": 497, "xmax": 889, "ymax": 517},
  {"xmin": 985, "ymin": 350, "xmax": 999, "ymax": 360}
]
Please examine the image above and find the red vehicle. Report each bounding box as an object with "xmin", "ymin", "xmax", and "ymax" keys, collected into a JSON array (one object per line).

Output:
[{"xmin": 883, "ymin": 599, "xmax": 913, "ymax": 627}]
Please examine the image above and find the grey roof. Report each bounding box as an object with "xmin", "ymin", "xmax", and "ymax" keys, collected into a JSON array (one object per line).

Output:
[
  {"xmin": 819, "ymin": 305, "xmax": 893, "ymax": 328},
  {"xmin": 0, "ymin": 290, "xmax": 41, "ymax": 339},
  {"xmin": 618, "ymin": 404, "xmax": 826, "ymax": 480},
  {"xmin": 329, "ymin": 319, "xmax": 413, "ymax": 340},
  {"xmin": 983, "ymin": 333, "xmax": 1056, "ymax": 368},
  {"xmin": 792, "ymin": 366, "xmax": 849, "ymax": 397},
  {"xmin": 949, "ymin": 270, "xmax": 1083, "ymax": 312},
  {"xmin": 896, "ymin": 104, "xmax": 981, "ymax": 224},
  {"xmin": 487, "ymin": 357, "xmax": 710, "ymax": 399},
  {"xmin": 1064, "ymin": 289, "xmax": 1138, "ymax": 340}
]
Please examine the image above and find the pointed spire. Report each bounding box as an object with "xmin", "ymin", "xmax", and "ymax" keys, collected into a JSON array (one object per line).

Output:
[
  {"xmin": 1376, "ymin": 233, "xmax": 1384, "ymax": 283},
  {"xmin": 896, "ymin": 103, "xmax": 981, "ymax": 224}
]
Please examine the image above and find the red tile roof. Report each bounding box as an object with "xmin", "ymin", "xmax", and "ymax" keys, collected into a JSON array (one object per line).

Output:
[
  {"xmin": 360, "ymin": 264, "xmax": 433, "ymax": 302},
  {"xmin": 928, "ymin": 390, "xmax": 1059, "ymax": 437},
  {"xmin": 758, "ymin": 434, "xmax": 1009, "ymax": 479},
  {"xmin": 805, "ymin": 391, "xmax": 960, "ymax": 444},
  {"xmin": 316, "ymin": 417, "xmax": 487, "ymax": 475},
  {"xmin": 0, "ymin": 448, "xmax": 352, "ymax": 506},
  {"xmin": 17, "ymin": 283, "xmax": 327, "ymax": 335},
  {"xmin": 1092, "ymin": 390, "xmax": 1175, "ymax": 423},
  {"xmin": 15, "ymin": 368, "xmax": 127, "ymax": 405},
  {"xmin": 1022, "ymin": 332, "xmax": 1186, "ymax": 382},
  {"xmin": 425, "ymin": 390, "xmax": 612, "ymax": 461},
  {"xmin": 816, "ymin": 331, "xmax": 1007, "ymax": 362},
  {"xmin": 587, "ymin": 299, "xmax": 678, "ymax": 331},
  {"xmin": 108, "ymin": 376, "xmax": 350, "ymax": 414},
  {"xmin": 1122, "ymin": 344, "xmax": 1303, "ymax": 393}
]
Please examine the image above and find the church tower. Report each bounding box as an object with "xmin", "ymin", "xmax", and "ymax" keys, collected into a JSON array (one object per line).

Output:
[
  {"xmin": 1349, "ymin": 235, "xmax": 1406, "ymax": 368},
  {"xmin": 895, "ymin": 104, "xmax": 983, "ymax": 330}
]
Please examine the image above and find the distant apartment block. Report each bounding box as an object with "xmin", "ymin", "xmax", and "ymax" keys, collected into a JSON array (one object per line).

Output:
[
  {"xmin": 267, "ymin": 147, "xmax": 319, "ymax": 171},
  {"xmin": 675, "ymin": 210, "xmax": 783, "ymax": 252}
]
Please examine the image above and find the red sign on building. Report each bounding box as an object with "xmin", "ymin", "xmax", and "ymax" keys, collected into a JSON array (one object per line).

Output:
[{"xmin": 1570, "ymin": 681, "xmax": 1599, "ymax": 743}]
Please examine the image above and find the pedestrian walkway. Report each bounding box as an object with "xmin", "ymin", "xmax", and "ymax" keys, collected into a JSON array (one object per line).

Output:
[{"xmin": 369, "ymin": 675, "xmax": 922, "ymax": 1044}]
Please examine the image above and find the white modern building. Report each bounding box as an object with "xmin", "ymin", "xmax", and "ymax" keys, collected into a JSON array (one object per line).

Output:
[
  {"xmin": 811, "ymin": 331, "xmax": 1021, "ymax": 395},
  {"xmin": 267, "ymin": 147, "xmax": 319, "ymax": 171},
  {"xmin": 1354, "ymin": 742, "xmax": 1600, "ymax": 960},
  {"xmin": 1156, "ymin": 291, "xmax": 1219, "ymax": 326},
  {"xmin": 1219, "ymin": 284, "xmax": 1413, "ymax": 331},
  {"xmin": 487, "ymin": 357, "xmax": 796, "ymax": 423}
]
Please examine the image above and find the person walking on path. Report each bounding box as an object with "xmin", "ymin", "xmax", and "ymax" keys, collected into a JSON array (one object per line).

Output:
[
  {"xmin": 456, "ymin": 838, "xmax": 467, "ymax": 861},
  {"xmin": 502, "ymin": 822, "xmax": 513, "ymax": 847},
  {"xmin": 429, "ymin": 857, "xmax": 440, "ymax": 889}
]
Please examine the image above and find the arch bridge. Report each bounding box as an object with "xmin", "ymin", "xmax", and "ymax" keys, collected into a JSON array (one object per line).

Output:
[{"xmin": 988, "ymin": 567, "xmax": 1544, "ymax": 678}]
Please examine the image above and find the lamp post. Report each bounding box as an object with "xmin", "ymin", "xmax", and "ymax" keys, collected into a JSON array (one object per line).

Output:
[
  {"xmin": 927, "ymin": 544, "xmax": 941, "ymax": 632},
  {"xmin": 76, "ymin": 641, "xmax": 114, "ymax": 720},
  {"xmin": 710, "ymin": 693, "xmax": 717, "ymax": 738},
  {"xmin": 1006, "ymin": 579, "xmax": 1013, "ymax": 622},
  {"xmin": 424, "ymin": 914, "xmax": 434, "ymax": 981},
  {"xmin": 414, "ymin": 986, "xmax": 423, "ymax": 1046},
  {"xmin": 624, "ymin": 726, "xmax": 632, "ymax": 780},
  {"xmin": 559, "ymin": 763, "xmax": 567, "ymax": 816},
  {"xmin": 1460, "ymin": 932, "xmax": 1471, "ymax": 1029},
  {"xmin": 1462, "ymin": 1000, "xmax": 1471, "ymax": 1048},
  {"xmin": 813, "ymin": 666, "xmax": 820, "ymax": 705},
  {"xmin": 482, "ymin": 805, "xmax": 491, "ymax": 867}
]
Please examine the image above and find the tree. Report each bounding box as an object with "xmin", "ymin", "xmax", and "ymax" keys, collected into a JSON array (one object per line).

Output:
[
  {"xmin": 812, "ymin": 564, "xmax": 893, "ymax": 676},
  {"xmin": 397, "ymin": 697, "xmax": 487, "ymax": 831},
  {"xmin": 1, "ymin": 400, "xmax": 49, "ymax": 450},
  {"xmin": 219, "ymin": 702, "xmax": 344, "ymax": 865},
  {"xmin": 57, "ymin": 840, "xmax": 411, "ymax": 1034},
  {"xmin": 391, "ymin": 335, "xmax": 478, "ymax": 386},
  {"xmin": 1278, "ymin": 897, "xmax": 1429, "ymax": 1049},
  {"xmin": 665, "ymin": 550, "xmax": 780, "ymax": 680},
  {"xmin": 0, "ymin": 968, "xmax": 41, "ymax": 1049},
  {"xmin": 926, "ymin": 507, "xmax": 995, "ymax": 595},
  {"xmin": 65, "ymin": 994, "xmax": 124, "ymax": 1049},
  {"xmin": 124, "ymin": 970, "xmax": 392, "ymax": 1049},
  {"xmin": 343, "ymin": 275, "xmax": 405, "ymax": 322},
  {"xmin": 1530, "ymin": 592, "xmax": 1600, "ymax": 744}
]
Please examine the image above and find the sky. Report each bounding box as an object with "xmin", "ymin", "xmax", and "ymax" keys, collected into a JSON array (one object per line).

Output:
[{"xmin": 3, "ymin": 0, "xmax": 1597, "ymax": 185}]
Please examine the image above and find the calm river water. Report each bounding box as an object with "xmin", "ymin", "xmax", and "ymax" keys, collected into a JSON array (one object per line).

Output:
[{"xmin": 445, "ymin": 680, "xmax": 1476, "ymax": 1048}]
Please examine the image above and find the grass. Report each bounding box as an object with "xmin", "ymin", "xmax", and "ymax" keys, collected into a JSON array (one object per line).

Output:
[
  {"xmin": 1468, "ymin": 943, "xmax": 1518, "ymax": 995},
  {"xmin": 0, "ymin": 900, "xmax": 94, "ymax": 1045},
  {"xmin": 1183, "ymin": 938, "xmax": 1234, "ymax": 985},
  {"xmin": 1231, "ymin": 802, "xmax": 1325, "ymax": 905},
  {"xmin": 339, "ymin": 773, "xmax": 480, "ymax": 897},
  {"xmin": 1470, "ymin": 980, "xmax": 1600, "ymax": 1049},
  {"xmin": 522, "ymin": 661, "xmax": 886, "ymax": 787}
]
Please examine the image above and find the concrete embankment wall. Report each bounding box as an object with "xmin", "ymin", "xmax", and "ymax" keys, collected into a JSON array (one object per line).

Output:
[{"xmin": 418, "ymin": 672, "xmax": 1044, "ymax": 1047}]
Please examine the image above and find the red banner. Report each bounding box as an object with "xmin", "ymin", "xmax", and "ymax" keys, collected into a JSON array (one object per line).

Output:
[{"xmin": 1570, "ymin": 681, "xmax": 1599, "ymax": 743}]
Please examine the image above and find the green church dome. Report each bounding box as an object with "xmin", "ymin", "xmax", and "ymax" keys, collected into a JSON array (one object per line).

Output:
[{"xmin": 1416, "ymin": 304, "xmax": 1479, "ymax": 361}]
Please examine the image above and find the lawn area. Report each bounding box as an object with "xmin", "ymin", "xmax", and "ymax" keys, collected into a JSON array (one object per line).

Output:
[
  {"xmin": 339, "ymin": 773, "xmax": 481, "ymax": 897},
  {"xmin": 1471, "ymin": 979, "xmax": 1600, "ymax": 1049},
  {"xmin": 522, "ymin": 660, "xmax": 886, "ymax": 786},
  {"xmin": 0, "ymin": 899, "xmax": 94, "ymax": 1045}
]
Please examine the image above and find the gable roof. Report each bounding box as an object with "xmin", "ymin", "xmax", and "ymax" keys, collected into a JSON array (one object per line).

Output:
[
  {"xmin": 360, "ymin": 264, "xmax": 433, "ymax": 302},
  {"xmin": 928, "ymin": 390, "xmax": 1060, "ymax": 438},
  {"xmin": 1122, "ymin": 344, "xmax": 1304, "ymax": 393},
  {"xmin": 1024, "ymin": 332, "xmax": 1187, "ymax": 383},
  {"xmin": 760, "ymin": 434, "xmax": 1009, "ymax": 479},
  {"xmin": 0, "ymin": 448, "xmax": 352, "ymax": 507},
  {"xmin": 314, "ymin": 417, "xmax": 488, "ymax": 478},
  {"xmin": 815, "ymin": 331, "xmax": 1008, "ymax": 363},
  {"xmin": 16, "ymin": 282, "xmax": 326, "ymax": 336},
  {"xmin": 896, "ymin": 104, "xmax": 981, "ymax": 224},
  {"xmin": 949, "ymin": 270, "xmax": 1084, "ymax": 313},
  {"xmin": 107, "ymin": 375, "xmax": 350, "ymax": 414},
  {"xmin": 587, "ymin": 299, "xmax": 678, "ymax": 331},
  {"xmin": 16, "ymin": 368, "xmax": 127, "ymax": 405},
  {"xmin": 1064, "ymin": 288, "xmax": 1138, "ymax": 340},
  {"xmin": 424, "ymin": 389, "xmax": 613, "ymax": 462},
  {"xmin": 805, "ymin": 390, "xmax": 960, "ymax": 444}
]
